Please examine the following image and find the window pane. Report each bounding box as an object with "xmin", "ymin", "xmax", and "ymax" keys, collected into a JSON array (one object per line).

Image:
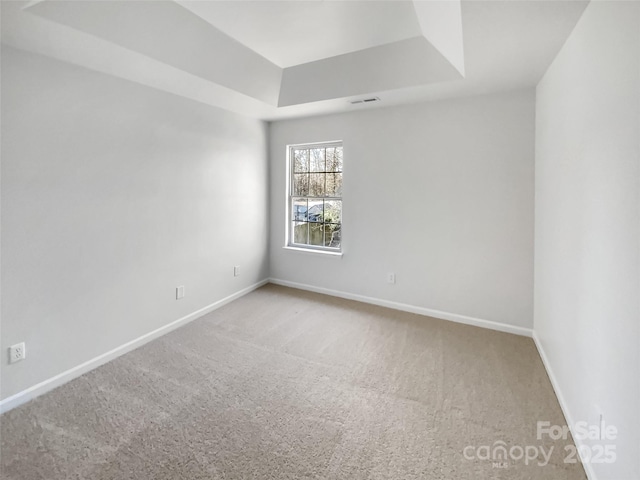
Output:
[
  {"xmin": 326, "ymin": 147, "xmax": 334, "ymax": 170},
  {"xmin": 324, "ymin": 200, "xmax": 342, "ymax": 224},
  {"xmin": 325, "ymin": 173, "xmax": 342, "ymax": 197},
  {"xmin": 309, "ymin": 223, "xmax": 324, "ymax": 246},
  {"xmin": 292, "ymin": 197, "xmax": 308, "ymax": 222},
  {"xmin": 293, "ymin": 222, "xmax": 309, "ymax": 244},
  {"xmin": 309, "ymin": 173, "xmax": 325, "ymax": 197},
  {"xmin": 293, "ymin": 173, "xmax": 309, "ymax": 196},
  {"xmin": 324, "ymin": 224, "xmax": 341, "ymax": 248},
  {"xmin": 307, "ymin": 201, "xmax": 323, "ymax": 223},
  {"xmin": 310, "ymin": 148, "xmax": 325, "ymax": 172},
  {"xmin": 326, "ymin": 147, "xmax": 343, "ymax": 172},
  {"xmin": 293, "ymin": 149, "xmax": 309, "ymax": 172}
]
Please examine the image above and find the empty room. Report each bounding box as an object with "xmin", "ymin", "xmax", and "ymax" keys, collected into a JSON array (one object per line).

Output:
[{"xmin": 1, "ymin": 1, "xmax": 638, "ymax": 479}]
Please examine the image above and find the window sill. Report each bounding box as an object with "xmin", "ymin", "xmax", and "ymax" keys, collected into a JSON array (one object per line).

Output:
[{"xmin": 283, "ymin": 246, "xmax": 343, "ymax": 258}]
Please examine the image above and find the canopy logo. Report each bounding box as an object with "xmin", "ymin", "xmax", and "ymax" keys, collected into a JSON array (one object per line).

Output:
[{"xmin": 463, "ymin": 441, "xmax": 554, "ymax": 467}]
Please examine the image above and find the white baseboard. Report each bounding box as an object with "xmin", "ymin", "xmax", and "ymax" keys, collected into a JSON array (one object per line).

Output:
[
  {"xmin": 532, "ymin": 331, "xmax": 597, "ymax": 480},
  {"xmin": 0, "ymin": 279, "xmax": 269, "ymax": 414},
  {"xmin": 269, "ymin": 278, "xmax": 533, "ymax": 337}
]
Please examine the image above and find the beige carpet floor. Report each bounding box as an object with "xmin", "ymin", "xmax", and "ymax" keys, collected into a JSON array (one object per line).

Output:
[{"xmin": 1, "ymin": 284, "xmax": 585, "ymax": 479}]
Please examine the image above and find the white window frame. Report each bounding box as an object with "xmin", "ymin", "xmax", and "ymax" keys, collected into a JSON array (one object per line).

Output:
[{"xmin": 286, "ymin": 141, "xmax": 343, "ymax": 254}]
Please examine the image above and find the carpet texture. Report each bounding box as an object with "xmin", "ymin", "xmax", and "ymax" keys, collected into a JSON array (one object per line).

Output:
[{"xmin": 1, "ymin": 284, "xmax": 585, "ymax": 479}]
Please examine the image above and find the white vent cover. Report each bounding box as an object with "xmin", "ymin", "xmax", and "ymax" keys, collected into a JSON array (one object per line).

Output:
[{"xmin": 350, "ymin": 97, "xmax": 380, "ymax": 105}]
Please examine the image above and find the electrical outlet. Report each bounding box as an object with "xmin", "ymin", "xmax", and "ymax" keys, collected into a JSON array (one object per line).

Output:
[
  {"xmin": 176, "ymin": 285, "xmax": 185, "ymax": 300},
  {"xmin": 387, "ymin": 273, "xmax": 396, "ymax": 284},
  {"xmin": 9, "ymin": 342, "xmax": 26, "ymax": 364},
  {"xmin": 598, "ymin": 413, "xmax": 605, "ymax": 440},
  {"xmin": 589, "ymin": 403, "xmax": 604, "ymax": 439},
  {"xmin": 234, "ymin": 266, "xmax": 240, "ymax": 277}
]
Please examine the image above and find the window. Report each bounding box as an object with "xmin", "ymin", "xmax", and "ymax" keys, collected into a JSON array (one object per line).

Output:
[{"xmin": 288, "ymin": 142, "xmax": 343, "ymax": 252}]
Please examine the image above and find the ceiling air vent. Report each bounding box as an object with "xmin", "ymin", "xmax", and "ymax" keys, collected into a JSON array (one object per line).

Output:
[{"xmin": 350, "ymin": 97, "xmax": 380, "ymax": 105}]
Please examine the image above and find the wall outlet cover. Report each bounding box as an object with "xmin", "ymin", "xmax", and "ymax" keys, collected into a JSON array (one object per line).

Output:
[
  {"xmin": 176, "ymin": 286, "xmax": 185, "ymax": 299},
  {"xmin": 9, "ymin": 343, "xmax": 26, "ymax": 364}
]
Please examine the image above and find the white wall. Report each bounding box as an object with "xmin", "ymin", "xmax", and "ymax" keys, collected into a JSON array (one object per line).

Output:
[
  {"xmin": 0, "ymin": 47, "xmax": 269, "ymax": 401},
  {"xmin": 269, "ymin": 90, "xmax": 535, "ymax": 331},
  {"xmin": 534, "ymin": 1, "xmax": 640, "ymax": 479}
]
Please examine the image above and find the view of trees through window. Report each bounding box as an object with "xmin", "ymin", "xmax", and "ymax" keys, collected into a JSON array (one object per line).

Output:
[{"xmin": 290, "ymin": 144, "xmax": 342, "ymax": 250}]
